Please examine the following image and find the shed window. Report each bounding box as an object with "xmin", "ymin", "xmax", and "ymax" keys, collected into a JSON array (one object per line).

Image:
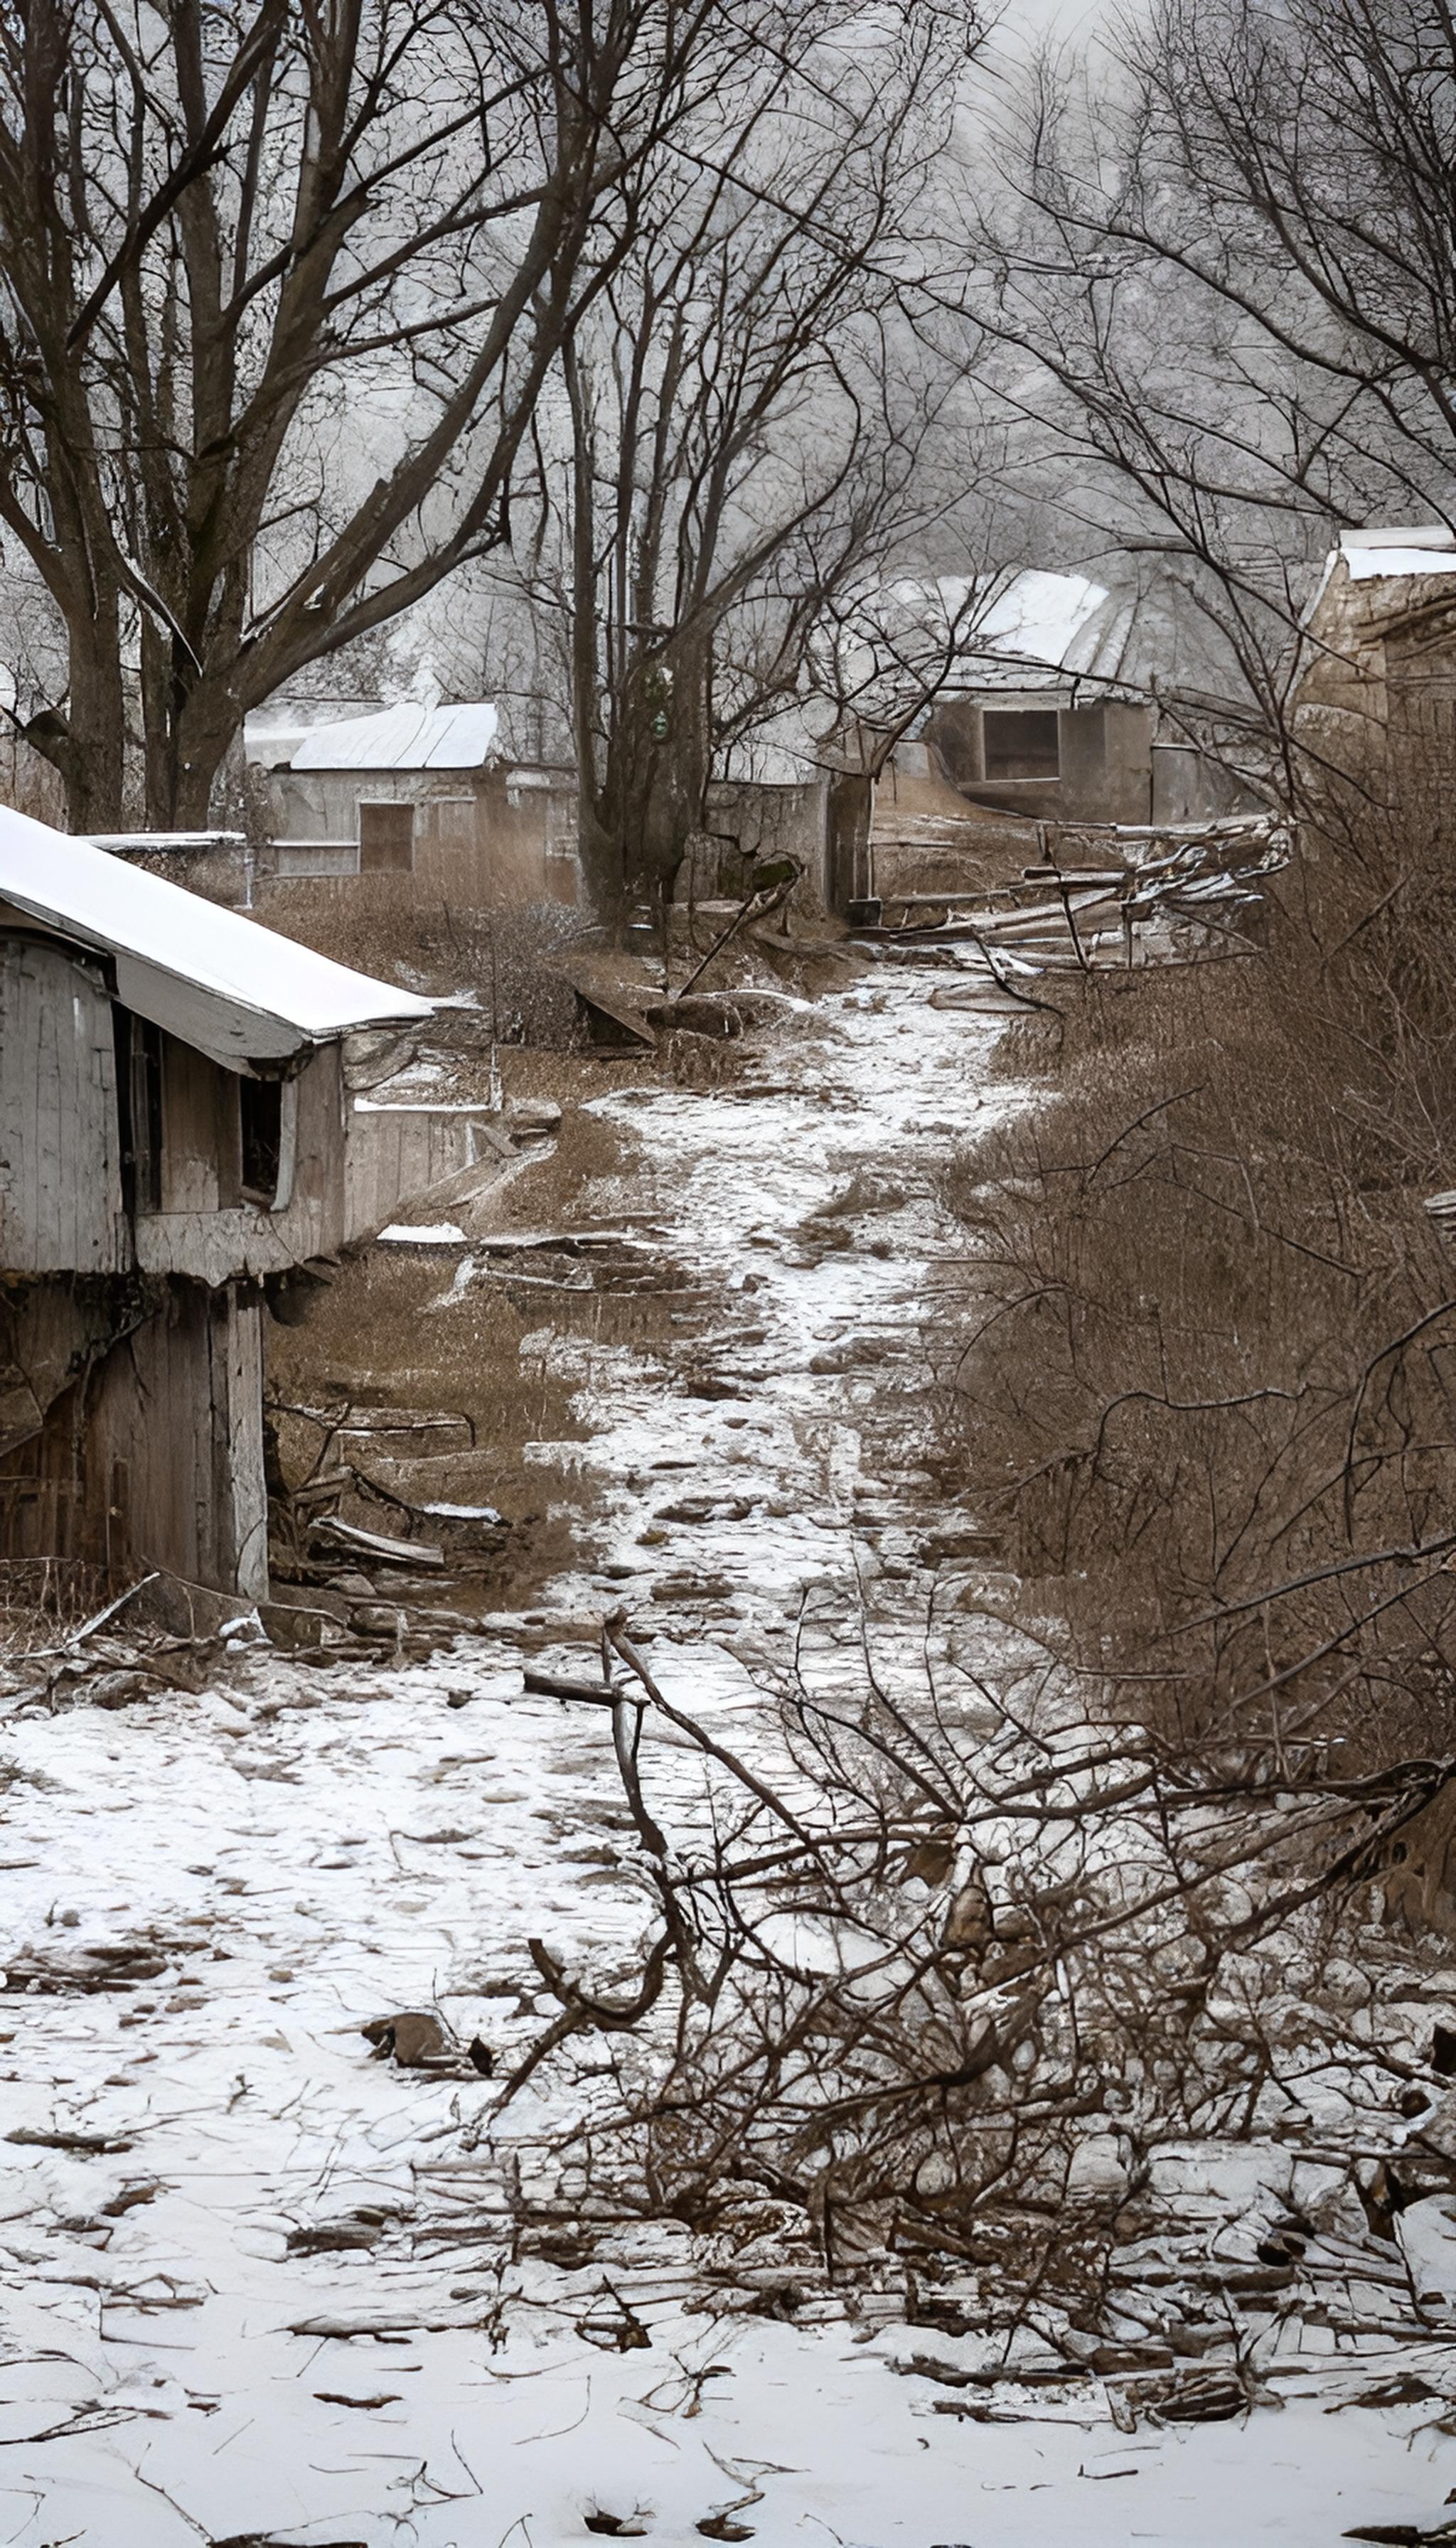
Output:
[
  {"xmin": 239, "ymin": 1077, "xmax": 283, "ymax": 1203},
  {"xmin": 983, "ymin": 709, "xmax": 1061, "ymax": 782},
  {"xmin": 358, "ymin": 799, "xmax": 414, "ymax": 871},
  {"xmin": 115, "ymin": 1009, "xmax": 163, "ymax": 1216}
]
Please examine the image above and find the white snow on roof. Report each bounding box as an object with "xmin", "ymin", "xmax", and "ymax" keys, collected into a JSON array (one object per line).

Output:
[
  {"xmin": 0, "ymin": 807, "xmax": 431, "ymax": 1066},
  {"xmin": 289, "ymin": 702, "xmax": 500, "ymax": 771},
  {"xmin": 975, "ymin": 569, "xmax": 1111, "ymax": 663},
  {"xmin": 885, "ymin": 570, "xmax": 1117, "ymax": 682},
  {"xmin": 1344, "ymin": 548, "xmax": 1456, "ymax": 583},
  {"xmin": 1339, "ymin": 526, "xmax": 1456, "ymax": 582}
]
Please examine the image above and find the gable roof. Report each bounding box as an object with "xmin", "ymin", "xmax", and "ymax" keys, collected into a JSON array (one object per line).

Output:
[
  {"xmin": 0, "ymin": 808, "xmax": 431, "ymax": 1068},
  {"xmin": 938, "ymin": 569, "xmax": 1117, "ymax": 678},
  {"xmin": 288, "ymin": 701, "xmax": 500, "ymax": 771}
]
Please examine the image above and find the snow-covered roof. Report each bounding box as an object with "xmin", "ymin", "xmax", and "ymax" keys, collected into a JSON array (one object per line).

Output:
[
  {"xmin": 1337, "ymin": 526, "xmax": 1456, "ymax": 583},
  {"xmin": 951, "ymin": 569, "xmax": 1113, "ymax": 671},
  {"xmin": 288, "ymin": 702, "xmax": 500, "ymax": 772},
  {"xmin": 0, "ymin": 808, "xmax": 431, "ymax": 1069},
  {"xmin": 879, "ymin": 569, "xmax": 1147, "ymax": 695},
  {"xmin": 915, "ymin": 566, "xmax": 1256, "ymax": 704}
]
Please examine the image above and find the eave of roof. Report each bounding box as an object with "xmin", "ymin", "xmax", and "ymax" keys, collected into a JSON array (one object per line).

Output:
[{"xmin": 0, "ymin": 808, "xmax": 431, "ymax": 1068}]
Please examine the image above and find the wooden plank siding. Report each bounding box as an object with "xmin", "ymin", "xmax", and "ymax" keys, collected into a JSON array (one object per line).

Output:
[
  {"xmin": 0, "ymin": 937, "xmax": 127, "ymax": 1273},
  {"xmin": 4, "ymin": 1280, "xmax": 269, "ymax": 1594},
  {"xmin": 261, "ymin": 764, "xmax": 580, "ymax": 906},
  {"xmin": 343, "ymin": 1100, "xmax": 500, "ymax": 1234},
  {"xmin": 0, "ymin": 909, "xmax": 441, "ymax": 1599},
  {"xmin": 135, "ymin": 1038, "xmax": 350, "ymax": 1283}
]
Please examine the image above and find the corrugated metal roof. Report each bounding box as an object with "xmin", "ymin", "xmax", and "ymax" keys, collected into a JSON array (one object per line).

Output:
[
  {"xmin": 975, "ymin": 570, "xmax": 1113, "ymax": 670},
  {"xmin": 289, "ymin": 702, "xmax": 500, "ymax": 771},
  {"xmin": 0, "ymin": 810, "xmax": 431, "ymax": 1066}
]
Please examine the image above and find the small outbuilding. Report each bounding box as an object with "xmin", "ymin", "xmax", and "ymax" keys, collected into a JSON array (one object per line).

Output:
[
  {"xmin": 250, "ymin": 701, "xmax": 580, "ymax": 908},
  {"xmin": 915, "ymin": 569, "xmax": 1255, "ymax": 832},
  {"xmin": 0, "ymin": 818, "xmax": 466, "ymax": 1602}
]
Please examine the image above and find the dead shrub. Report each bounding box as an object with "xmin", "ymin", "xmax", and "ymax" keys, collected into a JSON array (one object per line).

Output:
[
  {"xmin": 257, "ymin": 890, "xmax": 596, "ymax": 1048},
  {"xmin": 940, "ymin": 775, "xmax": 1456, "ymax": 1772}
]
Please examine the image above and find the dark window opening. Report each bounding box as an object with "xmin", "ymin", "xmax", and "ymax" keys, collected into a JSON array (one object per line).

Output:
[
  {"xmin": 358, "ymin": 799, "xmax": 414, "ymax": 872},
  {"xmin": 983, "ymin": 709, "xmax": 1061, "ymax": 783},
  {"xmin": 114, "ymin": 1007, "xmax": 163, "ymax": 1215},
  {"xmin": 239, "ymin": 1076, "xmax": 283, "ymax": 1204}
]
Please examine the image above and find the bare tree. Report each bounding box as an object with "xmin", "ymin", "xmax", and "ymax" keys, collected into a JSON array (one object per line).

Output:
[
  {"xmin": 0, "ymin": 0, "xmax": 779, "ymax": 831},
  {"xmin": 956, "ymin": 0, "xmax": 1456, "ymax": 799},
  {"xmin": 512, "ymin": 7, "xmax": 974, "ymax": 920}
]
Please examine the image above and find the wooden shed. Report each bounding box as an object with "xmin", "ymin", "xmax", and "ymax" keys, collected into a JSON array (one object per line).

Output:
[
  {"xmin": 0, "ymin": 817, "xmax": 444, "ymax": 1600},
  {"xmin": 252, "ymin": 701, "xmax": 580, "ymax": 909}
]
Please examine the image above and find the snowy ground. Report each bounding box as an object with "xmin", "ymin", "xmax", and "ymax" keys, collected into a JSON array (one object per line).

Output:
[{"xmin": 2, "ymin": 970, "xmax": 1453, "ymax": 2544}]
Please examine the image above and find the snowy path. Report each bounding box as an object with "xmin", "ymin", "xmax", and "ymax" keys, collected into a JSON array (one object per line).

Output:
[{"xmin": 0, "ymin": 973, "xmax": 1450, "ymax": 2544}]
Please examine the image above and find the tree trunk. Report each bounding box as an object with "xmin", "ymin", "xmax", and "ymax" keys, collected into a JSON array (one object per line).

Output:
[{"xmin": 57, "ymin": 614, "xmax": 127, "ymax": 835}]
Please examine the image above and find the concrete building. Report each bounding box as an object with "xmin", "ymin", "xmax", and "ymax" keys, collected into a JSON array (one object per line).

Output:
[
  {"xmin": 667, "ymin": 728, "xmax": 837, "ymax": 910},
  {"xmin": 249, "ymin": 701, "xmax": 580, "ymax": 908},
  {"xmin": 916, "ymin": 569, "xmax": 1257, "ymax": 832},
  {"xmin": 0, "ymin": 820, "xmax": 480, "ymax": 1601}
]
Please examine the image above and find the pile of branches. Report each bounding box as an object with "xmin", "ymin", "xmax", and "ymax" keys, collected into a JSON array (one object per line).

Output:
[{"xmin": 490, "ymin": 1612, "xmax": 1452, "ymax": 2325}]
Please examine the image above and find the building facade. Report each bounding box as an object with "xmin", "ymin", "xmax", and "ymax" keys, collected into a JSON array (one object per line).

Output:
[
  {"xmin": 0, "ymin": 822, "xmax": 452, "ymax": 1600},
  {"xmin": 1295, "ymin": 525, "xmax": 1456, "ymax": 805},
  {"xmin": 250, "ymin": 702, "xmax": 580, "ymax": 909}
]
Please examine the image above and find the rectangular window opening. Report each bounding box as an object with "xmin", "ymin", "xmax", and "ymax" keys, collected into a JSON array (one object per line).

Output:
[
  {"xmin": 239, "ymin": 1077, "xmax": 284, "ymax": 1204},
  {"xmin": 114, "ymin": 1008, "xmax": 163, "ymax": 1216},
  {"xmin": 358, "ymin": 799, "xmax": 415, "ymax": 872},
  {"xmin": 982, "ymin": 709, "xmax": 1061, "ymax": 783}
]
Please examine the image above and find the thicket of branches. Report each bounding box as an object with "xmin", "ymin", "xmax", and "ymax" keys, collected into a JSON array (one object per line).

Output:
[
  {"xmin": 484, "ymin": 1605, "xmax": 1442, "ymax": 2329},
  {"xmin": 476, "ymin": 0, "xmax": 1456, "ymax": 2259},
  {"xmin": 510, "ymin": 9, "xmax": 970, "ymax": 916},
  {"xmin": 943, "ymin": 778, "xmax": 1456, "ymax": 1771},
  {"xmin": 0, "ymin": 0, "xmax": 837, "ymax": 831},
  {"xmin": 963, "ymin": 0, "xmax": 1456, "ymax": 793}
]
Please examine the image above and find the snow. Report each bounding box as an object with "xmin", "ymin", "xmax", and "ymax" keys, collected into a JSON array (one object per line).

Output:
[
  {"xmin": 884, "ymin": 567, "xmax": 1113, "ymax": 679},
  {"xmin": 1, "ymin": 973, "xmax": 1451, "ymax": 2542},
  {"xmin": 375, "ymin": 1221, "xmax": 468, "ymax": 1244},
  {"xmin": 1341, "ymin": 524, "xmax": 1456, "ymax": 579},
  {"xmin": 85, "ymin": 831, "xmax": 246, "ymax": 851},
  {"xmin": 288, "ymin": 700, "xmax": 500, "ymax": 770},
  {"xmin": 0, "ymin": 808, "xmax": 431, "ymax": 1064},
  {"xmin": 353, "ymin": 1096, "xmax": 498, "ymax": 1113},
  {"xmin": 976, "ymin": 565, "xmax": 1112, "ymax": 663},
  {"xmin": 1328, "ymin": 525, "xmax": 1456, "ymax": 582},
  {"xmin": 417, "ymin": 1500, "xmax": 505, "ymax": 1521},
  {"xmin": 1344, "ymin": 545, "xmax": 1456, "ymax": 582}
]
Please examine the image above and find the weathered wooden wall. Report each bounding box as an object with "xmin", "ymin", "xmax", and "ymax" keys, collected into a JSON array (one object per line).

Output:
[
  {"xmin": 136, "ymin": 1039, "xmax": 352, "ymax": 1283},
  {"xmin": 3, "ymin": 1280, "xmax": 269, "ymax": 1595},
  {"xmin": 344, "ymin": 1101, "xmax": 501, "ymax": 1233},
  {"xmin": 0, "ymin": 921, "xmax": 437, "ymax": 1602},
  {"xmin": 263, "ymin": 766, "xmax": 579, "ymax": 905},
  {"xmin": 91, "ymin": 1282, "xmax": 267, "ymax": 1598},
  {"xmin": 0, "ymin": 938, "xmax": 127, "ymax": 1275}
]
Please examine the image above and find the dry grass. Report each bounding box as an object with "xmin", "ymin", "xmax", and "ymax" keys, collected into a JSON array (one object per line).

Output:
[
  {"xmin": 257, "ymin": 890, "xmax": 599, "ymax": 1047},
  {"xmin": 941, "ymin": 785, "xmax": 1456, "ymax": 1772}
]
